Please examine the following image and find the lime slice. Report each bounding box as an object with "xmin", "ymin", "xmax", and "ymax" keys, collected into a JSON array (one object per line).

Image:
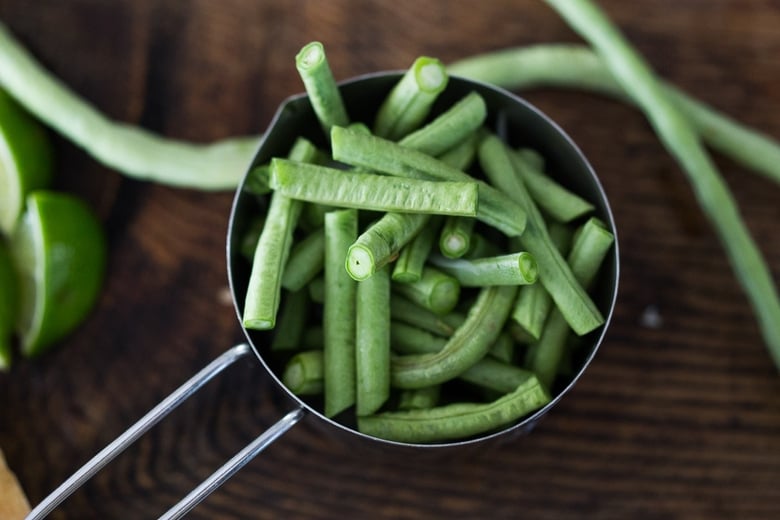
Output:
[
  {"xmin": 0, "ymin": 237, "xmax": 18, "ymax": 369},
  {"xmin": 0, "ymin": 88, "xmax": 53, "ymax": 236},
  {"xmin": 11, "ymin": 190, "xmax": 106, "ymax": 357}
]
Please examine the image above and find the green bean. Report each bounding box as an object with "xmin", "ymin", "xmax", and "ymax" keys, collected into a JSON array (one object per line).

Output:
[
  {"xmin": 526, "ymin": 217, "xmax": 614, "ymax": 388},
  {"xmin": 392, "ymin": 319, "xmax": 512, "ymax": 365},
  {"xmin": 307, "ymin": 275, "xmax": 324, "ymax": 304},
  {"xmin": 510, "ymin": 150, "xmax": 594, "ymax": 223},
  {"xmin": 544, "ymin": 0, "xmax": 780, "ymax": 370},
  {"xmin": 323, "ymin": 208, "xmax": 358, "ymax": 417},
  {"xmin": 295, "ymin": 41, "xmax": 349, "ymax": 135},
  {"xmin": 393, "ymin": 267, "xmax": 460, "ymax": 317},
  {"xmin": 391, "ymin": 285, "xmax": 517, "ymax": 389},
  {"xmin": 439, "ymin": 217, "xmax": 475, "ymax": 259},
  {"xmin": 437, "ymin": 129, "xmax": 481, "ymax": 171},
  {"xmin": 462, "ymin": 233, "xmax": 502, "ymax": 259},
  {"xmin": 0, "ymin": 239, "xmax": 17, "ymax": 370},
  {"xmin": 516, "ymin": 147, "xmax": 545, "ymax": 172},
  {"xmin": 347, "ymin": 213, "xmax": 430, "ymax": 281},
  {"xmin": 478, "ymin": 133, "xmax": 603, "ymax": 335},
  {"xmin": 357, "ymin": 375, "xmax": 550, "ymax": 443},
  {"xmin": 373, "ymin": 56, "xmax": 449, "ymax": 140},
  {"xmin": 429, "ymin": 252, "xmax": 538, "ymax": 287},
  {"xmin": 239, "ymin": 215, "xmax": 266, "ymax": 261},
  {"xmin": 244, "ymin": 164, "xmax": 271, "ymax": 196},
  {"xmin": 390, "ymin": 295, "xmax": 460, "ymax": 337},
  {"xmin": 449, "ymin": 43, "xmax": 780, "ymax": 187},
  {"xmin": 280, "ymin": 228, "xmax": 325, "ymax": 291},
  {"xmin": 331, "ymin": 126, "xmax": 527, "ymax": 237},
  {"xmin": 397, "ymin": 92, "xmax": 487, "ymax": 156},
  {"xmin": 356, "ymin": 266, "xmax": 392, "ymax": 416},
  {"xmin": 459, "ymin": 357, "xmax": 534, "ymax": 395},
  {"xmin": 270, "ymin": 288, "xmax": 310, "ymax": 351},
  {"xmin": 242, "ymin": 193, "xmax": 301, "ymax": 330},
  {"xmin": 397, "ymin": 386, "xmax": 441, "ymax": 411},
  {"xmin": 488, "ymin": 332, "xmax": 515, "ymax": 364},
  {"xmin": 269, "ymin": 158, "xmax": 478, "ymax": 217},
  {"xmin": 391, "ymin": 321, "xmax": 447, "ymax": 354},
  {"xmin": 282, "ymin": 350, "xmax": 324, "ymax": 396},
  {"xmin": 0, "ymin": 22, "xmax": 257, "ymax": 190},
  {"xmin": 511, "ymin": 222, "xmax": 573, "ymax": 340},
  {"xmin": 392, "ymin": 217, "xmax": 441, "ymax": 283}
]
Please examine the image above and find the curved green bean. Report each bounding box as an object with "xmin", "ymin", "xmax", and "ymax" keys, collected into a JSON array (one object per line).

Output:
[
  {"xmin": 391, "ymin": 285, "xmax": 517, "ymax": 389},
  {"xmin": 357, "ymin": 375, "xmax": 550, "ymax": 443}
]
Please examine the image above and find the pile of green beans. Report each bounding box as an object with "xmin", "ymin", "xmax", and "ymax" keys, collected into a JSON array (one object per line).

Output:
[{"xmin": 242, "ymin": 42, "xmax": 614, "ymax": 443}]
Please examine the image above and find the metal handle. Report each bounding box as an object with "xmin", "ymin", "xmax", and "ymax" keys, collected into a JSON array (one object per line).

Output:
[{"xmin": 27, "ymin": 343, "xmax": 305, "ymax": 519}]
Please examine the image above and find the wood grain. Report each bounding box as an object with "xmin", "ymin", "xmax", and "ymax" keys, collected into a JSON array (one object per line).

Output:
[{"xmin": 0, "ymin": 1, "xmax": 779, "ymax": 518}]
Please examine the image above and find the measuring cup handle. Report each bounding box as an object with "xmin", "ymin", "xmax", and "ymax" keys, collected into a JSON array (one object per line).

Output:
[{"xmin": 26, "ymin": 343, "xmax": 305, "ymax": 519}]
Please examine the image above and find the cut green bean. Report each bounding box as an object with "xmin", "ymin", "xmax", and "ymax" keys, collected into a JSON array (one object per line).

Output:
[
  {"xmin": 511, "ymin": 150, "xmax": 594, "ymax": 223},
  {"xmin": 282, "ymin": 350, "xmax": 324, "ymax": 396},
  {"xmin": 308, "ymin": 275, "xmax": 324, "ymax": 304},
  {"xmin": 437, "ymin": 129, "xmax": 481, "ymax": 171},
  {"xmin": 270, "ymin": 289, "xmax": 310, "ymax": 351},
  {"xmin": 478, "ymin": 133, "xmax": 603, "ymax": 335},
  {"xmin": 512, "ymin": 222, "xmax": 573, "ymax": 340},
  {"xmin": 393, "ymin": 267, "xmax": 461, "ymax": 316},
  {"xmin": 439, "ymin": 217, "xmax": 475, "ymax": 259},
  {"xmin": 488, "ymin": 332, "xmax": 515, "ymax": 364},
  {"xmin": 391, "ymin": 285, "xmax": 517, "ymax": 389},
  {"xmin": 244, "ymin": 164, "xmax": 271, "ymax": 196},
  {"xmin": 545, "ymin": 0, "xmax": 780, "ymax": 369},
  {"xmin": 397, "ymin": 386, "xmax": 441, "ymax": 411},
  {"xmin": 373, "ymin": 56, "xmax": 449, "ymax": 140},
  {"xmin": 270, "ymin": 158, "xmax": 478, "ymax": 217},
  {"xmin": 516, "ymin": 147, "xmax": 545, "ymax": 172},
  {"xmin": 392, "ymin": 217, "xmax": 441, "ymax": 283},
  {"xmin": 390, "ymin": 295, "xmax": 461, "ymax": 337},
  {"xmin": 429, "ymin": 252, "xmax": 538, "ymax": 287},
  {"xmin": 463, "ymin": 233, "xmax": 502, "ymax": 259},
  {"xmin": 526, "ymin": 217, "xmax": 614, "ymax": 388},
  {"xmin": 357, "ymin": 375, "xmax": 550, "ymax": 443},
  {"xmin": 356, "ymin": 266, "xmax": 392, "ymax": 416},
  {"xmin": 239, "ymin": 215, "xmax": 266, "ymax": 261},
  {"xmin": 331, "ymin": 126, "xmax": 528, "ymax": 237},
  {"xmin": 460, "ymin": 357, "xmax": 534, "ymax": 395},
  {"xmin": 347, "ymin": 213, "xmax": 430, "ymax": 281},
  {"xmin": 323, "ymin": 208, "xmax": 358, "ymax": 417},
  {"xmin": 391, "ymin": 321, "xmax": 447, "ymax": 355},
  {"xmin": 397, "ymin": 91, "xmax": 487, "ymax": 156},
  {"xmin": 295, "ymin": 41, "xmax": 349, "ymax": 135},
  {"xmin": 280, "ymin": 228, "xmax": 325, "ymax": 291},
  {"xmin": 242, "ymin": 193, "xmax": 301, "ymax": 330}
]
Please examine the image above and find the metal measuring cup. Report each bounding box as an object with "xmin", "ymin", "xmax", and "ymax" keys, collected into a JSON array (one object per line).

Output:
[{"xmin": 27, "ymin": 73, "xmax": 619, "ymax": 519}]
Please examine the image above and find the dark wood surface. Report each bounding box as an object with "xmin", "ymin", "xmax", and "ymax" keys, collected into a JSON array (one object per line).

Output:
[{"xmin": 1, "ymin": 1, "xmax": 779, "ymax": 518}]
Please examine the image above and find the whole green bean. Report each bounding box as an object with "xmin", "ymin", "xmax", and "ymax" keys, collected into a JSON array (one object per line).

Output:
[
  {"xmin": 391, "ymin": 285, "xmax": 517, "ymax": 389},
  {"xmin": 544, "ymin": 0, "xmax": 780, "ymax": 370},
  {"xmin": 323, "ymin": 208, "xmax": 358, "ymax": 417},
  {"xmin": 357, "ymin": 375, "xmax": 550, "ymax": 443},
  {"xmin": 449, "ymin": 43, "xmax": 780, "ymax": 186}
]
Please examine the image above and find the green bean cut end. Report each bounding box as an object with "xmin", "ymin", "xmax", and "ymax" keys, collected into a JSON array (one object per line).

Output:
[{"xmin": 295, "ymin": 42, "xmax": 325, "ymax": 71}]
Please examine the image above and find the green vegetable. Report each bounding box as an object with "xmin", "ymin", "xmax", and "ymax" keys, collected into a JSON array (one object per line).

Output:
[
  {"xmin": 269, "ymin": 158, "xmax": 479, "ymax": 217},
  {"xmin": 391, "ymin": 217, "xmax": 441, "ymax": 283},
  {"xmin": 393, "ymin": 267, "xmax": 460, "ymax": 316},
  {"xmin": 429, "ymin": 252, "xmax": 538, "ymax": 287},
  {"xmin": 391, "ymin": 285, "xmax": 517, "ymax": 389},
  {"xmin": 439, "ymin": 217, "xmax": 475, "ymax": 259},
  {"xmin": 357, "ymin": 375, "xmax": 550, "ymax": 443},
  {"xmin": 295, "ymin": 41, "xmax": 349, "ymax": 136},
  {"xmin": 270, "ymin": 289, "xmax": 309, "ymax": 351},
  {"xmin": 389, "ymin": 295, "xmax": 460, "ymax": 337},
  {"xmin": 323, "ymin": 208, "xmax": 359, "ymax": 417},
  {"xmin": 373, "ymin": 56, "xmax": 449, "ymax": 140},
  {"xmin": 543, "ymin": 0, "xmax": 780, "ymax": 370},
  {"xmin": 282, "ymin": 350, "xmax": 325, "ymax": 396},
  {"xmin": 331, "ymin": 126, "xmax": 528, "ymax": 237},
  {"xmin": 280, "ymin": 228, "xmax": 325, "ymax": 292},
  {"xmin": 347, "ymin": 213, "xmax": 430, "ymax": 281},
  {"xmin": 397, "ymin": 386, "xmax": 441, "ymax": 411},
  {"xmin": 356, "ymin": 266, "xmax": 392, "ymax": 416}
]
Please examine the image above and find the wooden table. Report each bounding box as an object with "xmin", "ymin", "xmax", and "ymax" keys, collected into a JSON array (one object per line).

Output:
[{"xmin": 1, "ymin": 1, "xmax": 778, "ymax": 518}]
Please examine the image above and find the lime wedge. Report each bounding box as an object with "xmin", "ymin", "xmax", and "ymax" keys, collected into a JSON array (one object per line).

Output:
[
  {"xmin": 0, "ymin": 88, "xmax": 53, "ymax": 236},
  {"xmin": 11, "ymin": 190, "xmax": 106, "ymax": 357},
  {"xmin": 0, "ymin": 237, "xmax": 17, "ymax": 369}
]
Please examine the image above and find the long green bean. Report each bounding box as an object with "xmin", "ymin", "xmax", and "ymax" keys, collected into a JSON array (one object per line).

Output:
[
  {"xmin": 356, "ymin": 266, "xmax": 392, "ymax": 416},
  {"xmin": 429, "ymin": 252, "xmax": 538, "ymax": 287},
  {"xmin": 390, "ymin": 295, "xmax": 461, "ymax": 337},
  {"xmin": 295, "ymin": 41, "xmax": 349, "ymax": 135},
  {"xmin": 392, "ymin": 217, "xmax": 441, "ymax": 283},
  {"xmin": 331, "ymin": 126, "xmax": 528, "ymax": 237},
  {"xmin": 269, "ymin": 158, "xmax": 479, "ymax": 217},
  {"xmin": 449, "ymin": 43, "xmax": 780, "ymax": 186},
  {"xmin": 544, "ymin": 0, "xmax": 780, "ymax": 370},
  {"xmin": 323, "ymin": 208, "xmax": 358, "ymax": 417},
  {"xmin": 280, "ymin": 228, "xmax": 325, "ymax": 292},
  {"xmin": 357, "ymin": 375, "xmax": 549, "ymax": 443},
  {"xmin": 391, "ymin": 285, "xmax": 517, "ymax": 389},
  {"xmin": 270, "ymin": 288, "xmax": 309, "ymax": 351}
]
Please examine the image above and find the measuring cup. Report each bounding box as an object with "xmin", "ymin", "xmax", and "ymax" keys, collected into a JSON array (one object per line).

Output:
[{"xmin": 27, "ymin": 72, "xmax": 619, "ymax": 519}]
